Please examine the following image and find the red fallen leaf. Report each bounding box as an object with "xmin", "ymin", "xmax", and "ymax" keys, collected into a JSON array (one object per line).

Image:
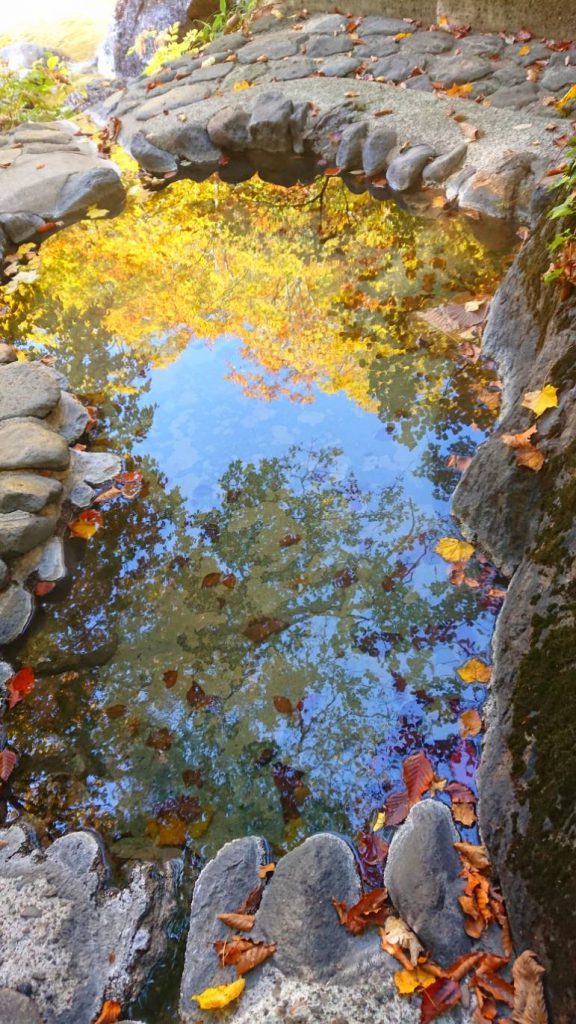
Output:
[
  {"xmin": 163, "ymin": 669, "xmax": 178, "ymax": 688},
  {"xmin": 222, "ymin": 573, "xmax": 236, "ymax": 589},
  {"xmin": 186, "ymin": 681, "xmax": 220, "ymax": 711},
  {"xmin": 403, "ymin": 750, "xmax": 434, "ymax": 804},
  {"xmin": 34, "ymin": 581, "xmax": 56, "ymax": 596},
  {"xmin": 384, "ymin": 789, "xmax": 411, "ymax": 826},
  {"xmin": 243, "ymin": 617, "xmax": 289, "ymax": 643},
  {"xmin": 201, "ymin": 572, "xmax": 222, "ymax": 588},
  {"xmin": 515, "ymin": 27, "xmax": 533, "ymax": 41},
  {"xmin": 0, "ymin": 749, "xmax": 18, "ymax": 782},
  {"xmin": 94, "ymin": 1001, "xmax": 122, "ymax": 1024},
  {"xmin": 420, "ymin": 977, "xmax": 461, "ymax": 1022},
  {"xmin": 218, "ymin": 912, "xmax": 255, "ymax": 931},
  {"xmin": 7, "ymin": 666, "xmax": 35, "ymax": 709},
  {"xmin": 332, "ymin": 887, "xmax": 391, "ymax": 935},
  {"xmin": 273, "ymin": 695, "xmax": 293, "ymax": 714},
  {"xmin": 237, "ymin": 884, "xmax": 265, "ymax": 914},
  {"xmin": 36, "ymin": 220, "xmax": 64, "ymax": 233},
  {"xmin": 472, "ymin": 971, "xmax": 514, "ymax": 1006},
  {"xmin": 356, "ymin": 832, "xmax": 389, "ymax": 887},
  {"xmin": 279, "ymin": 533, "xmax": 302, "ymax": 547}
]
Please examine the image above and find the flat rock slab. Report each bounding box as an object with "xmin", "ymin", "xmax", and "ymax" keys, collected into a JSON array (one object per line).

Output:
[
  {"xmin": 0, "ymin": 362, "xmax": 61, "ymax": 421},
  {"xmin": 0, "ymin": 418, "xmax": 69, "ymax": 471},
  {"xmin": 0, "ymin": 121, "xmax": 124, "ymax": 245},
  {"xmin": 0, "ymin": 825, "xmax": 177, "ymax": 1024}
]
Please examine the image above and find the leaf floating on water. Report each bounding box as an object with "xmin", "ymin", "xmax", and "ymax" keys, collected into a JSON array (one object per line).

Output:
[
  {"xmin": 0, "ymin": 749, "xmax": 18, "ymax": 782},
  {"xmin": 279, "ymin": 532, "xmax": 302, "ymax": 547},
  {"xmin": 273, "ymin": 695, "xmax": 293, "ymax": 714},
  {"xmin": 403, "ymin": 751, "xmax": 434, "ymax": 805},
  {"xmin": 459, "ymin": 708, "xmax": 482, "ymax": 737},
  {"xmin": 372, "ymin": 810, "xmax": 387, "ymax": 832},
  {"xmin": 115, "ymin": 469, "xmax": 143, "ymax": 499},
  {"xmin": 243, "ymin": 616, "xmax": 289, "ymax": 644},
  {"xmin": 452, "ymin": 801, "xmax": 477, "ymax": 827},
  {"xmin": 435, "ymin": 537, "xmax": 475, "ymax": 563},
  {"xmin": 521, "ymin": 384, "xmax": 558, "ymax": 417},
  {"xmin": 192, "ymin": 977, "xmax": 245, "ymax": 1009},
  {"xmin": 93, "ymin": 1001, "xmax": 122, "ymax": 1024},
  {"xmin": 69, "ymin": 509, "xmax": 104, "ymax": 539},
  {"xmin": 163, "ymin": 669, "xmax": 178, "ymax": 688},
  {"xmin": 511, "ymin": 950, "xmax": 549, "ymax": 1024},
  {"xmin": 420, "ymin": 978, "xmax": 462, "ymax": 1022},
  {"xmin": 34, "ymin": 580, "xmax": 56, "ymax": 597},
  {"xmin": 456, "ymin": 658, "xmax": 492, "ymax": 683},
  {"xmin": 201, "ymin": 572, "xmax": 221, "ymax": 588},
  {"xmin": 105, "ymin": 704, "xmax": 127, "ymax": 719},
  {"xmin": 146, "ymin": 727, "xmax": 173, "ymax": 751},
  {"xmin": 7, "ymin": 666, "xmax": 35, "ymax": 709}
]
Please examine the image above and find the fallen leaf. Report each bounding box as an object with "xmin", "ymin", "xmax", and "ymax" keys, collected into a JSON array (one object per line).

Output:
[
  {"xmin": 501, "ymin": 426, "xmax": 538, "ymax": 448},
  {"xmin": 372, "ymin": 810, "xmax": 387, "ymax": 832},
  {"xmin": 515, "ymin": 446, "xmax": 545, "ymax": 472},
  {"xmin": 395, "ymin": 965, "xmax": 437, "ymax": 994},
  {"xmin": 146, "ymin": 727, "xmax": 173, "ymax": 751},
  {"xmin": 332, "ymin": 887, "xmax": 391, "ymax": 934},
  {"xmin": 279, "ymin": 533, "xmax": 302, "ymax": 547},
  {"xmin": 273, "ymin": 695, "xmax": 293, "ymax": 714},
  {"xmin": 452, "ymin": 801, "xmax": 476, "ymax": 826},
  {"xmin": 34, "ymin": 581, "xmax": 56, "ymax": 596},
  {"xmin": 192, "ymin": 977, "xmax": 245, "ymax": 1009},
  {"xmin": 518, "ymin": 44, "xmax": 531, "ymax": 55},
  {"xmin": 557, "ymin": 82, "xmax": 576, "ymax": 109},
  {"xmin": 454, "ymin": 841, "xmax": 490, "ymax": 872},
  {"xmin": 511, "ymin": 950, "xmax": 549, "ymax": 1024},
  {"xmin": 383, "ymin": 916, "xmax": 424, "ymax": 966},
  {"xmin": 222, "ymin": 573, "xmax": 236, "ymax": 589},
  {"xmin": 403, "ymin": 750, "xmax": 434, "ymax": 804},
  {"xmin": 218, "ymin": 912, "xmax": 255, "ymax": 931},
  {"xmin": 243, "ymin": 616, "xmax": 289, "ymax": 643},
  {"xmin": 85, "ymin": 207, "xmax": 110, "ymax": 220},
  {"xmin": 473, "ymin": 970, "xmax": 515, "ymax": 1007},
  {"xmin": 446, "ymin": 781, "xmax": 476, "ymax": 804},
  {"xmin": 460, "ymin": 122, "xmax": 482, "ymax": 141},
  {"xmin": 456, "ymin": 658, "xmax": 492, "ymax": 683},
  {"xmin": 93, "ymin": 1002, "xmax": 122, "ymax": 1024},
  {"xmin": 105, "ymin": 704, "xmax": 127, "ymax": 719},
  {"xmin": 521, "ymin": 384, "xmax": 558, "ymax": 417},
  {"xmin": 232, "ymin": 81, "xmax": 253, "ymax": 90},
  {"xmin": 7, "ymin": 666, "xmax": 35, "ymax": 709},
  {"xmin": 0, "ymin": 749, "xmax": 18, "ymax": 782},
  {"xmin": 383, "ymin": 788, "xmax": 411, "ymax": 826},
  {"xmin": 258, "ymin": 862, "xmax": 276, "ymax": 879},
  {"xmin": 435, "ymin": 537, "xmax": 475, "ymax": 563},
  {"xmin": 460, "ymin": 708, "xmax": 482, "ymax": 737},
  {"xmin": 163, "ymin": 669, "xmax": 178, "ymax": 688},
  {"xmin": 115, "ymin": 469, "xmax": 143, "ymax": 499},
  {"xmin": 201, "ymin": 571, "xmax": 221, "ymax": 588},
  {"xmin": 70, "ymin": 509, "xmax": 104, "ymax": 539},
  {"xmin": 446, "ymin": 81, "xmax": 474, "ymax": 97},
  {"xmin": 215, "ymin": 935, "xmax": 277, "ymax": 974},
  {"xmin": 420, "ymin": 977, "xmax": 462, "ymax": 1022}
]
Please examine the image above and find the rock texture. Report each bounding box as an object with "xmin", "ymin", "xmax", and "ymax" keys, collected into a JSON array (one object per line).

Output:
[
  {"xmin": 0, "ymin": 824, "xmax": 177, "ymax": 1024},
  {"xmin": 452, "ymin": 217, "xmax": 576, "ymax": 1024},
  {"xmin": 98, "ymin": 0, "xmax": 199, "ymax": 78}
]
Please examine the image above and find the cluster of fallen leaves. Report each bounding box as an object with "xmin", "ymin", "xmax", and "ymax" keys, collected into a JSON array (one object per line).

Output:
[
  {"xmin": 501, "ymin": 384, "xmax": 558, "ymax": 472},
  {"xmin": 435, "ymin": 535, "xmax": 507, "ymax": 610},
  {"xmin": 69, "ymin": 470, "xmax": 145, "ymax": 538}
]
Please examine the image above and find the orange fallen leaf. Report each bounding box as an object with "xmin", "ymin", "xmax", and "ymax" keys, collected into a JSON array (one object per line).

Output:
[
  {"xmin": 515, "ymin": 446, "xmax": 545, "ymax": 471},
  {"xmin": 511, "ymin": 949, "xmax": 549, "ymax": 1023},
  {"xmin": 459, "ymin": 708, "xmax": 482, "ymax": 737},
  {"xmin": 452, "ymin": 801, "xmax": 476, "ymax": 826},
  {"xmin": 454, "ymin": 841, "xmax": 490, "ymax": 872},
  {"xmin": 501, "ymin": 425, "xmax": 538, "ymax": 448},
  {"xmin": 218, "ymin": 912, "xmax": 255, "ymax": 931},
  {"xmin": 420, "ymin": 977, "xmax": 462, "ymax": 1022},
  {"xmin": 258, "ymin": 862, "xmax": 275, "ymax": 879},
  {"xmin": 403, "ymin": 750, "xmax": 434, "ymax": 804},
  {"xmin": 7, "ymin": 666, "xmax": 35, "ymax": 709},
  {"xmin": 69, "ymin": 509, "xmax": 104, "ymax": 539},
  {"xmin": 93, "ymin": 1001, "xmax": 122, "ymax": 1024},
  {"xmin": 333, "ymin": 887, "xmax": 391, "ymax": 934}
]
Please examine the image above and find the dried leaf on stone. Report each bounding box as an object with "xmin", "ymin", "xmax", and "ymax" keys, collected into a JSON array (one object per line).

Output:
[
  {"xmin": 521, "ymin": 384, "xmax": 558, "ymax": 417},
  {"xmin": 472, "ymin": 970, "xmax": 515, "ymax": 1007},
  {"xmin": 258, "ymin": 862, "xmax": 276, "ymax": 879},
  {"xmin": 511, "ymin": 950, "xmax": 549, "ymax": 1024},
  {"xmin": 7, "ymin": 666, "xmax": 35, "ymax": 709},
  {"xmin": 192, "ymin": 977, "xmax": 245, "ymax": 1009},
  {"xmin": 93, "ymin": 1002, "xmax": 122, "ymax": 1024},
  {"xmin": 456, "ymin": 658, "xmax": 491, "ymax": 683},
  {"xmin": 501, "ymin": 426, "xmax": 538, "ymax": 449},
  {"xmin": 332, "ymin": 887, "xmax": 391, "ymax": 934},
  {"xmin": 454, "ymin": 841, "xmax": 491, "ymax": 872},
  {"xmin": 515, "ymin": 446, "xmax": 545, "ymax": 472},
  {"xmin": 459, "ymin": 708, "xmax": 482, "ymax": 737},
  {"xmin": 383, "ymin": 916, "xmax": 424, "ymax": 966},
  {"xmin": 395, "ymin": 965, "xmax": 437, "ymax": 995},
  {"xmin": 459, "ymin": 122, "xmax": 482, "ymax": 142},
  {"xmin": 436, "ymin": 537, "xmax": 475, "ymax": 563},
  {"xmin": 420, "ymin": 977, "xmax": 462, "ymax": 1022},
  {"xmin": 218, "ymin": 912, "xmax": 255, "ymax": 931}
]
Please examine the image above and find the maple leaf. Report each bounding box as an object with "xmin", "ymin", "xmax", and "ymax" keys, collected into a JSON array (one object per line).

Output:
[
  {"xmin": 395, "ymin": 965, "xmax": 437, "ymax": 994},
  {"xmin": 192, "ymin": 977, "xmax": 245, "ymax": 1009},
  {"xmin": 511, "ymin": 950, "xmax": 549, "ymax": 1023},
  {"xmin": 7, "ymin": 666, "xmax": 35, "ymax": 709},
  {"xmin": 332, "ymin": 887, "xmax": 391, "ymax": 934},
  {"xmin": 456, "ymin": 658, "xmax": 491, "ymax": 683},
  {"xmin": 218, "ymin": 912, "xmax": 255, "ymax": 931},
  {"xmin": 383, "ymin": 916, "xmax": 424, "ymax": 966},
  {"xmin": 93, "ymin": 1001, "xmax": 122, "ymax": 1024},
  {"xmin": 435, "ymin": 537, "xmax": 475, "ymax": 563},
  {"xmin": 521, "ymin": 384, "xmax": 558, "ymax": 417},
  {"xmin": 420, "ymin": 977, "xmax": 461, "ymax": 1022},
  {"xmin": 459, "ymin": 708, "xmax": 482, "ymax": 737}
]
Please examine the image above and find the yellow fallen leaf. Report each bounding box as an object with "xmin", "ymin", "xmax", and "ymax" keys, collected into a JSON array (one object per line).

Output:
[
  {"xmin": 518, "ymin": 44, "xmax": 531, "ymax": 55},
  {"xmin": 372, "ymin": 810, "xmax": 386, "ymax": 832},
  {"xmin": 394, "ymin": 31, "xmax": 412, "ymax": 39},
  {"xmin": 460, "ymin": 708, "xmax": 482, "ymax": 737},
  {"xmin": 557, "ymin": 83, "xmax": 576, "ymax": 109},
  {"xmin": 70, "ymin": 519, "xmax": 98, "ymax": 539},
  {"xmin": 457, "ymin": 658, "xmax": 492, "ymax": 684},
  {"xmin": 435, "ymin": 537, "xmax": 475, "ymax": 563},
  {"xmin": 394, "ymin": 965, "xmax": 436, "ymax": 995},
  {"xmin": 232, "ymin": 80, "xmax": 253, "ymax": 91},
  {"xmin": 192, "ymin": 977, "xmax": 245, "ymax": 1009},
  {"xmin": 521, "ymin": 384, "xmax": 558, "ymax": 417},
  {"xmin": 85, "ymin": 207, "xmax": 110, "ymax": 219}
]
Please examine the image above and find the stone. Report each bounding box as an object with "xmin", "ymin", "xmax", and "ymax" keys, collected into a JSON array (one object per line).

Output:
[
  {"xmin": 268, "ymin": 58, "xmax": 316, "ymax": 81},
  {"xmin": 189, "ymin": 62, "xmax": 232, "ymax": 83},
  {"xmin": 305, "ymin": 35, "xmax": 353, "ymax": 59},
  {"xmin": 371, "ymin": 55, "xmax": 415, "ymax": 82},
  {"xmin": 47, "ymin": 392, "xmax": 90, "ymax": 443},
  {"xmin": 36, "ymin": 537, "xmax": 66, "ymax": 582},
  {"xmin": 541, "ymin": 65, "xmax": 576, "ymax": 92},
  {"xmin": 0, "ymin": 212, "xmax": 46, "ymax": 244},
  {"xmin": 362, "ymin": 126, "xmax": 397, "ymax": 176},
  {"xmin": 405, "ymin": 74, "xmax": 434, "ymax": 92},
  {"xmin": 135, "ymin": 83, "xmax": 214, "ymax": 120},
  {"xmin": 457, "ymin": 33, "xmax": 505, "ymax": 57},
  {"xmin": 0, "ymin": 585, "xmax": 33, "ymax": 644},
  {"xmin": 0, "ymin": 344, "xmax": 16, "ymax": 365},
  {"xmin": 174, "ymin": 123, "xmax": 221, "ymax": 170},
  {"xmin": 202, "ymin": 32, "xmax": 247, "ymax": 55},
  {"xmin": 386, "ymin": 145, "xmax": 435, "ymax": 192},
  {"xmin": 359, "ymin": 17, "xmax": 416, "ymax": 35},
  {"xmin": 0, "ymin": 509, "xmax": 57, "ymax": 558},
  {"xmin": 98, "ymin": 0, "xmax": 195, "ymax": 77},
  {"xmin": 0, "ymin": 824, "xmax": 177, "ymax": 1024},
  {"xmin": 129, "ymin": 132, "xmax": 178, "ymax": 174},
  {"xmin": 0, "ymin": 559, "xmax": 8, "ymax": 590},
  {"xmin": 320, "ymin": 56, "xmax": 362, "ymax": 77},
  {"xmin": 457, "ymin": 152, "xmax": 533, "ymax": 220},
  {"xmin": 237, "ymin": 33, "xmax": 302, "ymax": 64},
  {"xmin": 509, "ymin": 41, "xmax": 551, "ymax": 66},
  {"xmin": 208, "ymin": 106, "xmax": 251, "ymax": 150},
  {"xmin": 304, "ymin": 14, "xmax": 348, "ymax": 34},
  {"xmin": 402, "ymin": 32, "xmax": 454, "ymax": 55},
  {"xmin": 180, "ymin": 837, "xmax": 269, "ymax": 1018},
  {"xmin": 355, "ymin": 37, "xmax": 399, "ymax": 58},
  {"xmin": 493, "ymin": 64, "xmax": 528, "ymax": 87},
  {"xmin": 488, "ymin": 83, "xmax": 539, "ymax": 109},
  {"xmin": 290, "ymin": 102, "xmax": 310, "ymax": 155},
  {"xmin": 0, "ymin": 472, "xmax": 63, "ymax": 514},
  {"xmin": 384, "ymin": 801, "xmax": 470, "ymax": 965},
  {"xmin": 336, "ymin": 122, "xmax": 368, "ymax": 171},
  {"xmin": 0, "ymin": 362, "xmax": 60, "ymax": 421},
  {"xmin": 0, "ymin": 419, "xmax": 69, "ymax": 472},
  {"xmin": 0, "ymin": 990, "xmax": 42, "ymax": 1024},
  {"xmin": 429, "ymin": 55, "xmax": 492, "ymax": 87},
  {"xmin": 69, "ymin": 449, "xmax": 122, "ymax": 487},
  {"xmin": 423, "ymin": 143, "xmax": 467, "ymax": 184},
  {"xmin": 248, "ymin": 91, "xmax": 294, "ymax": 152},
  {"xmin": 52, "ymin": 166, "xmax": 124, "ymax": 221},
  {"xmin": 0, "ymin": 42, "xmax": 64, "ymax": 71}
]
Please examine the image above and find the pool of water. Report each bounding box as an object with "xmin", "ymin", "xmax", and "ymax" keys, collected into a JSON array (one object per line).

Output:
[{"xmin": 3, "ymin": 177, "xmax": 508, "ymax": 867}]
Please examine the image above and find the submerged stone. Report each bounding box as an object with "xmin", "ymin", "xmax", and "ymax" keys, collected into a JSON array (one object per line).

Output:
[{"xmin": 0, "ymin": 584, "xmax": 33, "ymax": 644}]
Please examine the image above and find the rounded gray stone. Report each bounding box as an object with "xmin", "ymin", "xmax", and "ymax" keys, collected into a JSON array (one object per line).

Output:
[
  {"xmin": 320, "ymin": 55, "xmax": 362, "ymax": 77},
  {"xmin": 0, "ymin": 212, "xmax": 46, "ymax": 244},
  {"xmin": 129, "ymin": 131, "xmax": 178, "ymax": 174},
  {"xmin": 386, "ymin": 144, "xmax": 435, "ymax": 192},
  {"xmin": 541, "ymin": 65, "xmax": 576, "ymax": 92},
  {"xmin": 47, "ymin": 391, "xmax": 90, "ymax": 443},
  {"xmin": 0, "ymin": 989, "xmax": 42, "ymax": 1024},
  {"xmin": 238, "ymin": 33, "xmax": 301, "ymax": 64},
  {"xmin": 429, "ymin": 55, "xmax": 492, "ymax": 87},
  {"xmin": 0, "ymin": 584, "xmax": 33, "ymax": 643},
  {"xmin": 359, "ymin": 17, "xmax": 416, "ymax": 35},
  {"xmin": 384, "ymin": 800, "xmax": 470, "ymax": 965},
  {"xmin": 488, "ymin": 83, "xmax": 539, "ymax": 110},
  {"xmin": 0, "ymin": 419, "xmax": 69, "ymax": 472},
  {"xmin": 269, "ymin": 57, "xmax": 316, "ymax": 81},
  {"xmin": 304, "ymin": 14, "xmax": 348, "ymax": 34},
  {"xmin": 362, "ymin": 126, "xmax": 397, "ymax": 176},
  {"xmin": 457, "ymin": 33, "xmax": 505, "ymax": 57},
  {"xmin": 36, "ymin": 537, "xmax": 66, "ymax": 582},
  {"xmin": 371, "ymin": 55, "xmax": 415, "ymax": 81},
  {"xmin": 0, "ymin": 472, "xmax": 63, "ymax": 514},
  {"xmin": 355, "ymin": 37, "xmax": 399, "ymax": 58},
  {"xmin": 336, "ymin": 121, "xmax": 368, "ymax": 171},
  {"xmin": 0, "ymin": 509, "xmax": 57, "ymax": 558},
  {"xmin": 306, "ymin": 35, "xmax": 352, "ymax": 59},
  {"xmin": 423, "ymin": 143, "xmax": 468, "ymax": 184},
  {"xmin": 208, "ymin": 106, "xmax": 251, "ymax": 150},
  {"xmin": 0, "ymin": 362, "xmax": 61, "ymax": 421},
  {"xmin": 248, "ymin": 91, "xmax": 294, "ymax": 152},
  {"xmin": 402, "ymin": 31, "xmax": 454, "ymax": 55}
]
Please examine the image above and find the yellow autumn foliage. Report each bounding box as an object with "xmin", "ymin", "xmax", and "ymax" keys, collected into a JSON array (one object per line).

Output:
[
  {"xmin": 192, "ymin": 977, "xmax": 246, "ymax": 1009},
  {"xmin": 435, "ymin": 537, "xmax": 475, "ymax": 563}
]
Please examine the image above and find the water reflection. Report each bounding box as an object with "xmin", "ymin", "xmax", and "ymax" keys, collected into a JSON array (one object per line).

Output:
[{"xmin": 2, "ymin": 177, "xmax": 508, "ymax": 858}]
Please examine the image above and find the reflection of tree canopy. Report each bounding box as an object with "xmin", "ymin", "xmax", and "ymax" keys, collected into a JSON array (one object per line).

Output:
[
  {"xmin": 10, "ymin": 443, "xmax": 492, "ymax": 855},
  {"xmin": 2, "ymin": 175, "xmax": 504, "ymax": 450}
]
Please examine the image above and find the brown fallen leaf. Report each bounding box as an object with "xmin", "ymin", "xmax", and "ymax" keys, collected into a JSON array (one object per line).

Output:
[
  {"xmin": 459, "ymin": 708, "xmax": 482, "ymax": 737},
  {"xmin": 515, "ymin": 446, "xmax": 545, "ymax": 471},
  {"xmin": 403, "ymin": 750, "xmax": 434, "ymax": 804},
  {"xmin": 218, "ymin": 912, "xmax": 255, "ymax": 931},
  {"xmin": 0, "ymin": 749, "xmax": 18, "ymax": 782},
  {"xmin": 163, "ymin": 669, "xmax": 178, "ymax": 689},
  {"xmin": 511, "ymin": 950, "xmax": 549, "ymax": 1024},
  {"xmin": 454, "ymin": 841, "xmax": 491, "ymax": 872},
  {"xmin": 273, "ymin": 695, "xmax": 293, "ymax": 714},
  {"xmin": 333, "ymin": 887, "xmax": 391, "ymax": 934},
  {"xmin": 214, "ymin": 935, "xmax": 276, "ymax": 975},
  {"xmin": 459, "ymin": 122, "xmax": 482, "ymax": 141},
  {"xmin": 243, "ymin": 616, "xmax": 289, "ymax": 643},
  {"xmin": 501, "ymin": 426, "xmax": 538, "ymax": 448},
  {"xmin": 452, "ymin": 801, "xmax": 477, "ymax": 827},
  {"xmin": 382, "ymin": 916, "xmax": 423, "ymax": 965},
  {"xmin": 421, "ymin": 977, "xmax": 462, "ymax": 1022}
]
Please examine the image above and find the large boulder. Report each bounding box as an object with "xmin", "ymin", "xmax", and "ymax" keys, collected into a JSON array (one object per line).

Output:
[{"xmin": 98, "ymin": 0, "xmax": 203, "ymax": 78}]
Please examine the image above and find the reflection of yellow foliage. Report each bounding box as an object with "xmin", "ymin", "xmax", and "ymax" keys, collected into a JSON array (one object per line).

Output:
[{"xmin": 4, "ymin": 175, "xmax": 503, "ymax": 413}]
